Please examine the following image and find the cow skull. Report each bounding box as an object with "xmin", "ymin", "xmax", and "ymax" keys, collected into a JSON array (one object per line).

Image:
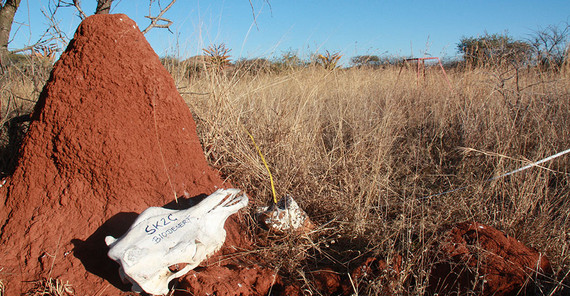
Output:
[{"xmin": 105, "ymin": 188, "xmax": 248, "ymax": 295}]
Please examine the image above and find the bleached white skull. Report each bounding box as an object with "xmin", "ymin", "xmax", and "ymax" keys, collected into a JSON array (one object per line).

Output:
[{"xmin": 105, "ymin": 188, "xmax": 248, "ymax": 295}]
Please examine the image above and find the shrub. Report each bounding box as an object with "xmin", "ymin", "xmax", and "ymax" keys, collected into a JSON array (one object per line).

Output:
[{"xmin": 457, "ymin": 33, "xmax": 532, "ymax": 68}]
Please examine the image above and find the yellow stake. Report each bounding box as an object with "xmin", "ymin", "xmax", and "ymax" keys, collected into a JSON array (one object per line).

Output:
[{"xmin": 244, "ymin": 128, "xmax": 278, "ymax": 204}]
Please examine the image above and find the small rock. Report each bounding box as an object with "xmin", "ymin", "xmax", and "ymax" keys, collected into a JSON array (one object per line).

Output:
[{"xmin": 256, "ymin": 195, "xmax": 315, "ymax": 234}]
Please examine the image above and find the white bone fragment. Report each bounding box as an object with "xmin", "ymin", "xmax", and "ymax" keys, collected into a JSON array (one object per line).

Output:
[{"xmin": 105, "ymin": 188, "xmax": 248, "ymax": 295}]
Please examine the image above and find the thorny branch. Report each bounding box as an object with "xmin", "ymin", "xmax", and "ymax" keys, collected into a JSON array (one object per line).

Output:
[
  {"xmin": 9, "ymin": 38, "xmax": 55, "ymax": 54},
  {"xmin": 41, "ymin": 3, "xmax": 71, "ymax": 45},
  {"xmin": 71, "ymin": 0, "xmax": 87, "ymax": 19},
  {"xmin": 56, "ymin": 0, "xmax": 87, "ymax": 20},
  {"xmin": 141, "ymin": 0, "xmax": 176, "ymax": 35}
]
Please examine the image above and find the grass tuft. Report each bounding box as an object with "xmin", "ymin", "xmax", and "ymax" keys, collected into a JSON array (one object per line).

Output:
[{"xmin": 24, "ymin": 278, "xmax": 74, "ymax": 296}]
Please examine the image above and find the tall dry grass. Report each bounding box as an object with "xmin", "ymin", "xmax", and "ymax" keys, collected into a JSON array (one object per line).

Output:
[
  {"xmin": 173, "ymin": 63, "xmax": 570, "ymax": 294},
  {"xmin": 2, "ymin": 55, "xmax": 569, "ymax": 294}
]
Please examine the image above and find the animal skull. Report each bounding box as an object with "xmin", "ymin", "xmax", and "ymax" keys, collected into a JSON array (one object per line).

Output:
[{"xmin": 105, "ymin": 188, "xmax": 248, "ymax": 295}]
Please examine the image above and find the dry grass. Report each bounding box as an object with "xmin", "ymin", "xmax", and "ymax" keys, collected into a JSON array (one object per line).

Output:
[
  {"xmin": 0, "ymin": 54, "xmax": 51, "ymax": 115},
  {"xmin": 2, "ymin": 56, "xmax": 570, "ymax": 294},
  {"xmin": 24, "ymin": 278, "xmax": 74, "ymax": 296},
  {"xmin": 174, "ymin": 63, "xmax": 570, "ymax": 294}
]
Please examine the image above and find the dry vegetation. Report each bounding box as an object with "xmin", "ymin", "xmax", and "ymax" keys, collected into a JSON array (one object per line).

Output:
[
  {"xmin": 172, "ymin": 60, "xmax": 570, "ymax": 294},
  {"xmin": 2, "ymin": 53, "xmax": 570, "ymax": 294},
  {"xmin": 23, "ymin": 278, "xmax": 74, "ymax": 296},
  {"xmin": 0, "ymin": 54, "xmax": 51, "ymax": 178}
]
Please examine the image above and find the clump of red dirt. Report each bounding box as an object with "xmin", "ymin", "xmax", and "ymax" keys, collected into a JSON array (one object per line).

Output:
[
  {"xmin": 429, "ymin": 221, "xmax": 552, "ymax": 295},
  {"xmin": 0, "ymin": 14, "xmax": 275, "ymax": 295},
  {"xmin": 178, "ymin": 264, "xmax": 280, "ymax": 295},
  {"xmin": 281, "ymin": 257, "xmax": 403, "ymax": 296}
]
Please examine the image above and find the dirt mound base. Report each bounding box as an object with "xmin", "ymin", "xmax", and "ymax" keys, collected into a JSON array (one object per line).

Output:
[
  {"xmin": 429, "ymin": 221, "xmax": 552, "ymax": 295},
  {"xmin": 178, "ymin": 264, "xmax": 281, "ymax": 295},
  {"xmin": 280, "ymin": 222, "xmax": 551, "ymax": 296},
  {"xmin": 0, "ymin": 14, "xmax": 272, "ymax": 295}
]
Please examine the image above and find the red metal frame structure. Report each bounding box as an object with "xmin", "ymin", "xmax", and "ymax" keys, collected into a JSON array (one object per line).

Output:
[{"xmin": 398, "ymin": 57, "xmax": 453, "ymax": 90}]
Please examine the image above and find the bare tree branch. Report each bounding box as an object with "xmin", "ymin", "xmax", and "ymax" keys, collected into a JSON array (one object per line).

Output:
[
  {"xmin": 528, "ymin": 22, "xmax": 570, "ymax": 69},
  {"xmin": 56, "ymin": 0, "xmax": 85, "ymax": 20},
  {"xmin": 4, "ymin": 0, "xmax": 118, "ymax": 58},
  {"xmin": 55, "ymin": 0, "xmax": 113, "ymax": 19},
  {"xmin": 9, "ymin": 37, "xmax": 57, "ymax": 54},
  {"xmin": 248, "ymin": 0, "xmax": 258, "ymax": 30},
  {"xmin": 42, "ymin": 3, "xmax": 70, "ymax": 44},
  {"xmin": 248, "ymin": 0, "xmax": 272, "ymax": 31},
  {"xmin": 72, "ymin": 0, "xmax": 87, "ymax": 19},
  {"xmin": 8, "ymin": 3, "xmax": 65, "ymax": 55},
  {"xmin": 141, "ymin": 0, "xmax": 176, "ymax": 34}
]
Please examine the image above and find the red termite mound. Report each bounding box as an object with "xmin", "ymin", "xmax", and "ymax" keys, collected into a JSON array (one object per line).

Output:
[{"xmin": 0, "ymin": 14, "xmax": 273, "ymax": 295}]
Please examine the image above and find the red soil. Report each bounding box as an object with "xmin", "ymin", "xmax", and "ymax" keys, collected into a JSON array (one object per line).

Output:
[{"xmin": 429, "ymin": 221, "xmax": 552, "ymax": 295}]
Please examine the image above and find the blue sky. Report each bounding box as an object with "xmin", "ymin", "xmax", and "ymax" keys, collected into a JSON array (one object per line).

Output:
[{"xmin": 9, "ymin": 0, "xmax": 570, "ymax": 65}]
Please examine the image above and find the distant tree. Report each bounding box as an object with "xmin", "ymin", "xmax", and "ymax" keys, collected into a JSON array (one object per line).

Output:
[
  {"xmin": 528, "ymin": 23, "xmax": 570, "ymax": 70},
  {"xmin": 350, "ymin": 55, "xmax": 381, "ymax": 68},
  {"xmin": 273, "ymin": 50, "xmax": 304, "ymax": 70},
  {"xmin": 234, "ymin": 58, "xmax": 274, "ymax": 75},
  {"xmin": 457, "ymin": 33, "xmax": 532, "ymax": 67}
]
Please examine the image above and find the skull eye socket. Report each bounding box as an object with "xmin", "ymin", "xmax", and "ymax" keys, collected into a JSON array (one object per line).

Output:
[{"xmin": 168, "ymin": 263, "xmax": 189, "ymax": 272}]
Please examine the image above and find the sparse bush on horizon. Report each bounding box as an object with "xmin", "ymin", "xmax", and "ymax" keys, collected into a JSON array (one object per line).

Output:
[
  {"xmin": 457, "ymin": 28, "xmax": 570, "ymax": 71},
  {"xmin": 272, "ymin": 49, "xmax": 306, "ymax": 71},
  {"xmin": 350, "ymin": 54, "xmax": 406, "ymax": 68},
  {"xmin": 234, "ymin": 57, "xmax": 276, "ymax": 75},
  {"xmin": 458, "ymin": 33, "xmax": 533, "ymax": 68},
  {"xmin": 351, "ymin": 54, "xmax": 382, "ymax": 68}
]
